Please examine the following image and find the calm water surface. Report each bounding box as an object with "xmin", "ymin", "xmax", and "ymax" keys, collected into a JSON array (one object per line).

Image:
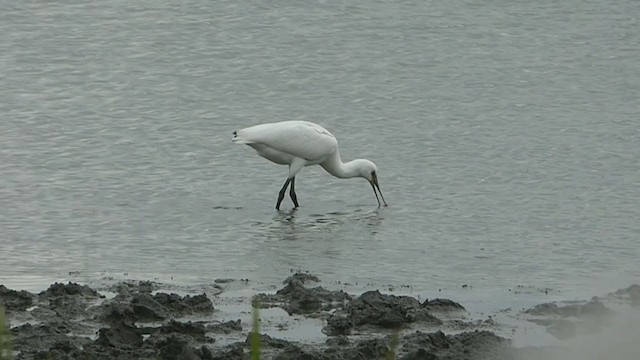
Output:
[{"xmin": 1, "ymin": 1, "xmax": 639, "ymax": 305}]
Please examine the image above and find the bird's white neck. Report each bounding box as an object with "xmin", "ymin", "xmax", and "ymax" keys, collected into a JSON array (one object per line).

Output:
[{"xmin": 320, "ymin": 150, "xmax": 365, "ymax": 179}]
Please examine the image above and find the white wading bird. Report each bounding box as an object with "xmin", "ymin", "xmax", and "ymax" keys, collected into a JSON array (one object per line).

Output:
[{"xmin": 232, "ymin": 121, "xmax": 387, "ymax": 210}]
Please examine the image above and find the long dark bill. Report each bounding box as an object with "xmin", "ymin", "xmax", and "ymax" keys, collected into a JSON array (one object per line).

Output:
[{"xmin": 370, "ymin": 173, "xmax": 388, "ymax": 207}]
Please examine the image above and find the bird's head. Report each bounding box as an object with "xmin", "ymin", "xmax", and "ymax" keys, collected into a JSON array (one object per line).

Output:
[{"xmin": 353, "ymin": 159, "xmax": 387, "ymax": 207}]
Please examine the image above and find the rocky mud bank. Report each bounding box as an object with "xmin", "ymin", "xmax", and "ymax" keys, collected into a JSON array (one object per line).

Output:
[{"xmin": 1, "ymin": 274, "xmax": 639, "ymax": 360}]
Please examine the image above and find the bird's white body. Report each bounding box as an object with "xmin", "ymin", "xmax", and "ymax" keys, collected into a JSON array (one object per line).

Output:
[
  {"xmin": 233, "ymin": 121, "xmax": 386, "ymax": 209},
  {"xmin": 233, "ymin": 121, "xmax": 337, "ymax": 174}
]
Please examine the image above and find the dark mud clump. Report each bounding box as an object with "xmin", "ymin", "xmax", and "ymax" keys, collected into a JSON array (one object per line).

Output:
[
  {"xmin": 421, "ymin": 298, "xmax": 466, "ymax": 313},
  {"xmin": 158, "ymin": 320, "xmax": 211, "ymax": 342},
  {"xmin": 37, "ymin": 282, "xmax": 105, "ymax": 320},
  {"xmin": 95, "ymin": 322, "xmax": 144, "ymax": 348},
  {"xmin": 39, "ymin": 282, "xmax": 103, "ymax": 300},
  {"xmin": 11, "ymin": 320, "xmax": 92, "ymax": 354},
  {"xmin": 398, "ymin": 330, "xmax": 512, "ymax": 360},
  {"xmin": 282, "ymin": 272, "xmax": 320, "ymax": 285},
  {"xmin": 265, "ymin": 330, "xmax": 511, "ymax": 360},
  {"xmin": 0, "ymin": 285, "xmax": 34, "ymax": 312},
  {"xmin": 323, "ymin": 290, "xmax": 443, "ymax": 335},
  {"xmin": 8, "ymin": 282, "xmax": 105, "ymax": 355},
  {"xmin": 253, "ymin": 273, "xmax": 352, "ymax": 315},
  {"xmin": 207, "ymin": 319, "xmax": 243, "ymax": 334},
  {"xmin": 3, "ymin": 280, "xmax": 226, "ymax": 360},
  {"xmin": 99, "ymin": 285, "xmax": 214, "ymax": 325},
  {"xmin": 153, "ymin": 292, "xmax": 215, "ymax": 315},
  {"xmin": 258, "ymin": 337, "xmax": 391, "ymax": 360}
]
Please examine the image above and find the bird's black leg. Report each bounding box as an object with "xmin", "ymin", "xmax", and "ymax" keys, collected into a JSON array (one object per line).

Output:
[
  {"xmin": 289, "ymin": 177, "xmax": 299, "ymax": 208},
  {"xmin": 276, "ymin": 178, "xmax": 292, "ymax": 210}
]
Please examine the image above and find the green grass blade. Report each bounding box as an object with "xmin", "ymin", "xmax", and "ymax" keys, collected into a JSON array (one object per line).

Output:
[
  {"xmin": 250, "ymin": 302, "xmax": 261, "ymax": 360},
  {"xmin": 0, "ymin": 306, "xmax": 13, "ymax": 360},
  {"xmin": 385, "ymin": 328, "xmax": 400, "ymax": 360}
]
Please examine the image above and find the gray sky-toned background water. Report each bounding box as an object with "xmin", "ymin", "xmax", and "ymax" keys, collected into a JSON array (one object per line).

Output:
[{"xmin": 1, "ymin": 0, "xmax": 639, "ymax": 308}]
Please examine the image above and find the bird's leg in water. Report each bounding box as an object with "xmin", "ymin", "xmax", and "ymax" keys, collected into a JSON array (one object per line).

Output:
[
  {"xmin": 289, "ymin": 177, "xmax": 299, "ymax": 208},
  {"xmin": 276, "ymin": 178, "xmax": 292, "ymax": 210}
]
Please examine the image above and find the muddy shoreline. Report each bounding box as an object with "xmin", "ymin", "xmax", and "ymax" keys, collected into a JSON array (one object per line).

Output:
[{"xmin": 1, "ymin": 274, "xmax": 639, "ymax": 359}]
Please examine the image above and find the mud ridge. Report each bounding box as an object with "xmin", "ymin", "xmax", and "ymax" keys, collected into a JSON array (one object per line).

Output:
[{"xmin": 2, "ymin": 275, "xmax": 639, "ymax": 359}]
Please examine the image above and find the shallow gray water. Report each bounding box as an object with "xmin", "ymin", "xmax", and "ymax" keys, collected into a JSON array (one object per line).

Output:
[{"xmin": 1, "ymin": 1, "xmax": 639, "ymax": 303}]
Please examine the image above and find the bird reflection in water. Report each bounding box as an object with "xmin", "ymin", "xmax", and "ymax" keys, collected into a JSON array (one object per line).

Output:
[{"xmin": 269, "ymin": 208, "xmax": 386, "ymax": 241}]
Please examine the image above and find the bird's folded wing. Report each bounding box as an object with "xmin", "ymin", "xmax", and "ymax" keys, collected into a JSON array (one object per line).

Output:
[{"xmin": 234, "ymin": 121, "xmax": 338, "ymax": 162}]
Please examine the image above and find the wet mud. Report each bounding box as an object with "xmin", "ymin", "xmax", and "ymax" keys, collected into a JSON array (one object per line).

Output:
[
  {"xmin": 523, "ymin": 300, "xmax": 615, "ymax": 340},
  {"xmin": 2, "ymin": 275, "xmax": 639, "ymax": 359},
  {"xmin": 253, "ymin": 273, "xmax": 351, "ymax": 316}
]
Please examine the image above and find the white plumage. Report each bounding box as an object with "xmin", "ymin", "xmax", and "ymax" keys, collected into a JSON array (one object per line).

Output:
[
  {"xmin": 233, "ymin": 121, "xmax": 387, "ymax": 209},
  {"xmin": 234, "ymin": 121, "xmax": 336, "ymax": 166}
]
